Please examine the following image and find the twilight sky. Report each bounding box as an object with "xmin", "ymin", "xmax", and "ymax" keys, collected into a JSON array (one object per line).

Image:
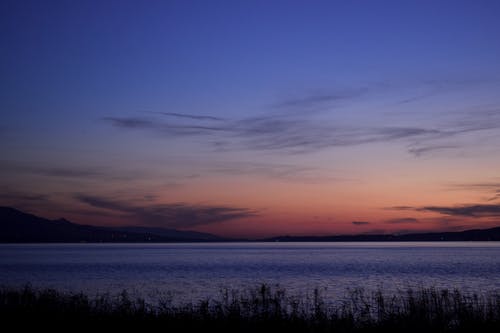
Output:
[{"xmin": 2, "ymin": 0, "xmax": 500, "ymax": 238}]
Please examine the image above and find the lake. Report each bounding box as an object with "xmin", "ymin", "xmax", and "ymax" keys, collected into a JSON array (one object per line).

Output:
[{"xmin": 1, "ymin": 242, "xmax": 500, "ymax": 303}]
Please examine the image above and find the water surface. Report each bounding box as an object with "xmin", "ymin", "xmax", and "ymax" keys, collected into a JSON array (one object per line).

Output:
[{"xmin": 1, "ymin": 242, "xmax": 500, "ymax": 302}]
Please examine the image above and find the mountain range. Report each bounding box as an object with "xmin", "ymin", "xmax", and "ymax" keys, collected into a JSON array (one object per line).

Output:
[
  {"xmin": 265, "ymin": 227, "xmax": 500, "ymax": 242},
  {"xmin": 2, "ymin": 206, "xmax": 500, "ymax": 242},
  {"xmin": 0, "ymin": 206, "xmax": 221, "ymax": 242}
]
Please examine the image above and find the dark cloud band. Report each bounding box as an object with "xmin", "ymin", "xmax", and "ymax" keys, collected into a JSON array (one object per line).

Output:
[{"xmin": 75, "ymin": 194, "xmax": 257, "ymax": 228}]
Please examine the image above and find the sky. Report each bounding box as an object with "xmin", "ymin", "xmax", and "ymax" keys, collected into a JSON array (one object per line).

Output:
[{"xmin": 1, "ymin": 0, "xmax": 500, "ymax": 238}]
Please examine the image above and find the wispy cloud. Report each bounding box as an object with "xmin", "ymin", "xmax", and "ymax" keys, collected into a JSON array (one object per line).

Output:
[
  {"xmin": 385, "ymin": 217, "xmax": 419, "ymax": 224},
  {"xmin": 231, "ymin": 116, "xmax": 443, "ymax": 153},
  {"xmin": 0, "ymin": 191, "xmax": 49, "ymax": 203},
  {"xmin": 0, "ymin": 187, "xmax": 56, "ymax": 213},
  {"xmin": 0, "ymin": 162, "xmax": 103, "ymax": 179},
  {"xmin": 352, "ymin": 221, "xmax": 370, "ymax": 226},
  {"xmin": 144, "ymin": 111, "xmax": 224, "ymax": 121},
  {"xmin": 390, "ymin": 203, "xmax": 500, "ymax": 218},
  {"xmin": 75, "ymin": 194, "xmax": 257, "ymax": 228},
  {"xmin": 103, "ymin": 97, "xmax": 500, "ymax": 156},
  {"xmin": 102, "ymin": 117, "xmax": 227, "ymax": 136},
  {"xmin": 396, "ymin": 92, "xmax": 436, "ymax": 105},
  {"xmin": 0, "ymin": 161, "xmax": 139, "ymax": 181},
  {"xmin": 420, "ymin": 204, "xmax": 500, "ymax": 217},
  {"xmin": 33, "ymin": 168, "xmax": 106, "ymax": 178},
  {"xmin": 448, "ymin": 181, "xmax": 500, "ymax": 202},
  {"xmin": 273, "ymin": 88, "xmax": 368, "ymax": 110},
  {"xmin": 104, "ymin": 114, "xmax": 445, "ymax": 154},
  {"xmin": 386, "ymin": 206, "xmax": 414, "ymax": 211},
  {"xmin": 452, "ymin": 182, "xmax": 500, "ymax": 190},
  {"xmin": 208, "ymin": 161, "xmax": 336, "ymax": 183},
  {"xmin": 488, "ymin": 190, "xmax": 500, "ymax": 202},
  {"xmin": 394, "ymin": 77, "xmax": 500, "ymax": 105},
  {"xmin": 407, "ymin": 144, "xmax": 459, "ymax": 157}
]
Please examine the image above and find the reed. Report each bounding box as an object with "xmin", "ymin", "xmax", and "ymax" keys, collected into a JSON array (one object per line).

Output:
[{"xmin": 1, "ymin": 284, "xmax": 499, "ymax": 332}]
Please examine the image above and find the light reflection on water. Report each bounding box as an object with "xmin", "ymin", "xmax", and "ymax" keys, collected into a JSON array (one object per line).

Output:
[{"xmin": 1, "ymin": 242, "xmax": 500, "ymax": 304}]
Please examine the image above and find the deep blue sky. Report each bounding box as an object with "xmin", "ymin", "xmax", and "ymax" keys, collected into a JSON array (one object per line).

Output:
[{"xmin": 2, "ymin": 1, "xmax": 500, "ymax": 237}]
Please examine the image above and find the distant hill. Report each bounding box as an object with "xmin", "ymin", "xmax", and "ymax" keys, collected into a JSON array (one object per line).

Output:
[
  {"xmin": 115, "ymin": 226, "xmax": 220, "ymax": 241},
  {"xmin": 3, "ymin": 206, "xmax": 500, "ymax": 243},
  {"xmin": 266, "ymin": 227, "xmax": 500, "ymax": 242},
  {"xmin": 0, "ymin": 206, "xmax": 222, "ymax": 243}
]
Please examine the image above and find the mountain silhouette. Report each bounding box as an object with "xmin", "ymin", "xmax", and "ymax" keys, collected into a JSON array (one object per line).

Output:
[
  {"xmin": 3, "ymin": 206, "xmax": 500, "ymax": 243},
  {"xmin": 266, "ymin": 227, "xmax": 500, "ymax": 242},
  {"xmin": 0, "ymin": 206, "xmax": 221, "ymax": 243}
]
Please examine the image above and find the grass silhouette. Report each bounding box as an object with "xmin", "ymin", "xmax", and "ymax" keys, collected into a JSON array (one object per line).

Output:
[{"xmin": 1, "ymin": 284, "xmax": 500, "ymax": 332}]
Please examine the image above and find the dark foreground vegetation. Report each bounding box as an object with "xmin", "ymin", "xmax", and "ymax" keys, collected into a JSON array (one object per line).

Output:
[{"xmin": 1, "ymin": 285, "xmax": 500, "ymax": 332}]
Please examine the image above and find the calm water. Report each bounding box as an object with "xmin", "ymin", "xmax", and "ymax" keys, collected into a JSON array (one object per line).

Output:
[{"xmin": 1, "ymin": 242, "xmax": 500, "ymax": 303}]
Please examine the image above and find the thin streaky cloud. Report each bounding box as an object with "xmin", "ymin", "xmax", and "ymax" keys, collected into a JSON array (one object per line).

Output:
[
  {"xmin": 396, "ymin": 92, "xmax": 435, "ymax": 105},
  {"xmin": 449, "ymin": 182, "xmax": 500, "ymax": 190},
  {"xmin": 103, "ymin": 103, "xmax": 500, "ymax": 156},
  {"xmin": 393, "ymin": 77, "xmax": 500, "ymax": 105},
  {"xmin": 420, "ymin": 204, "xmax": 500, "ymax": 217},
  {"xmin": 74, "ymin": 194, "xmax": 258, "ymax": 228},
  {"xmin": 104, "ymin": 114, "xmax": 445, "ymax": 154},
  {"xmin": 0, "ymin": 191, "xmax": 49, "ymax": 203},
  {"xmin": 487, "ymin": 190, "xmax": 500, "ymax": 202},
  {"xmin": 390, "ymin": 203, "xmax": 500, "ymax": 218},
  {"xmin": 208, "ymin": 162, "xmax": 333, "ymax": 184},
  {"xmin": 102, "ymin": 117, "xmax": 227, "ymax": 136},
  {"xmin": 385, "ymin": 217, "xmax": 419, "ymax": 224},
  {"xmin": 144, "ymin": 111, "xmax": 224, "ymax": 121},
  {"xmin": 385, "ymin": 206, "xmax": 415, "ymax": 210},
  {"xmin": 407, "ymin": 144, "xmax": 459, "ymax": 157},
  {"xmin": 273, "ymin": 88, "xmax": 368, "ymax": 109},
  {"xmin": 352, "ymin": 221, "xmax": 370, "ymax": 226},
  {"xmin": 0, "ymin": 161, "xmax": 140, "ymax": 181},
  {"xmin": 448, "ymin": 181, "xmax": 500, "ymax": 202},
  {"xmin": 101, "ymin": 117, "xmax": 152, "ymax": 129},
  {"xmin": 0, "ymin": 161, "xmax": 105, "ymax": 179}
]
